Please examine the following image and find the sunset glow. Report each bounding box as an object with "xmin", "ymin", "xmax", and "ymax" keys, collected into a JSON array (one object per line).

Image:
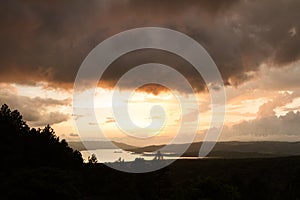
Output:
[{"xmin": 1, "ymin": 0, "xmax": 300, "ymax": 146}]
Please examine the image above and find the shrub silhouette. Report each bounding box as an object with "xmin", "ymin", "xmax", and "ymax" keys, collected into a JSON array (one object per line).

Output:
[
  {"xmin": 0, "ymin": 104, "xmax": 83, "ymax": 169},
  {"xmin": 88, "ymin": 153, "xmax": 98, "ymax": 164}
]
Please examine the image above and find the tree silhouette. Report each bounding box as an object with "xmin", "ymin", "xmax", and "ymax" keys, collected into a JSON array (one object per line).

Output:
[
  {"xmin": 0, "ymin": 104, "xmax": 29, "ymax": 134},
  {"xmin": 0, "ymin": 104, "xmax": 83, "ymax": 169}
]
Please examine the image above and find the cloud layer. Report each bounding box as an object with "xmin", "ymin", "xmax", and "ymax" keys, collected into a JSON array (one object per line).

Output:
[
  {"xmin": 0, "ymin": 0, "xmax": 299, "ymax": 93},
  {"xmin": 228, "ymin": 111, "xmax": 300, "ymax": 138},
  {"xmin": 0, "ymin": 85, "xmax": 70, "ymax": 126}
]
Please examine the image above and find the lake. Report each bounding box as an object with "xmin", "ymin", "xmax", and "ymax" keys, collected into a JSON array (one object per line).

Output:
[{"xmin": 80, "ymin": 149, "xmax": 200, "ymax": 163}]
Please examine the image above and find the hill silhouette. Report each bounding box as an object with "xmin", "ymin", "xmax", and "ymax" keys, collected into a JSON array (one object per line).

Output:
[
  {"xmin": 0, "ymin": 104, "xmax": 300, "ymax": 199},
  {"xmin": 68, "ymin": 140, "xmax": 136, "ymax": 151},
  {"xmin": 124, "ymin": 141, "xmax": 300, "ymax": 158}
]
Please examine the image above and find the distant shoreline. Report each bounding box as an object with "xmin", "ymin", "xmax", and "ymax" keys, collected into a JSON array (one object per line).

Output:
[{"xmin": 72, "ymin": 141, "xmax": 300, "ymax": 159}]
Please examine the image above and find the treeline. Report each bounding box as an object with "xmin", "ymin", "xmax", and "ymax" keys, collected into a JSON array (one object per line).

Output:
[{"xmin": 0, "ymin": 104, "xmax": 83, "ymax": 169}]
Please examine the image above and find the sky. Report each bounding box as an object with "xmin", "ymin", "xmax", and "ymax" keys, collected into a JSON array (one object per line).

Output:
[{"xmin": 0, "ymin": 0, "xmax": 300, "ymax": 146}]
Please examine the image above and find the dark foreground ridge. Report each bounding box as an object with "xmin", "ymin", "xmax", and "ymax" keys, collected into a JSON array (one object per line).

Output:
[{"xmin": 0, "ymin": 104, "xmax": 300, "ymax": 199}]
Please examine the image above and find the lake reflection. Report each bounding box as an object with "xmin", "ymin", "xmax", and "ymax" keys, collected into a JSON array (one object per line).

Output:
[{"xmin": 80, "ymin": 149, "xmax": 194, "ymax": 163}]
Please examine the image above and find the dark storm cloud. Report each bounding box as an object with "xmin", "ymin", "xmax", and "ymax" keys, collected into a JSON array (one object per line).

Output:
[
  {"xmin": 0, "ymin": 0, "xmax": 299, "ymax": 92},
  {"xmin": 99, "ymin": 49, "xmax": 207, "ymax": 94}
]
